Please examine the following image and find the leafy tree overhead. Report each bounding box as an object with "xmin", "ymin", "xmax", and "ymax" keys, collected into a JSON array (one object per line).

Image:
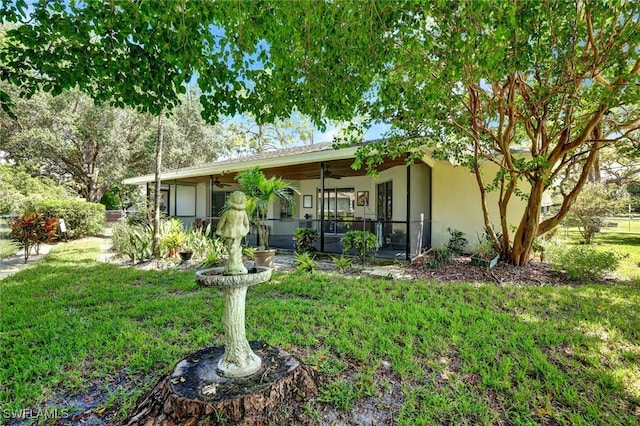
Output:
[
  {"xmin": 1, "ymin": 1, "xmax": 393, "ymax": 124},
  {"xmin": 1, "ymin": 1, "xmax": 394, "ymax": 256},
  {"xmin": 2, "ymin": 1, "xmax": 638, "ymax": 267},
  {"xmin": 347, "ymin": 1, "xmax": 639, "ymax": 265}
]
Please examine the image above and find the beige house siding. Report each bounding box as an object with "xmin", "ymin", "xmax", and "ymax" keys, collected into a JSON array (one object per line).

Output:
[{"xmin": 431, "ymin": 161, "xmax": 528, "ymax": 250}]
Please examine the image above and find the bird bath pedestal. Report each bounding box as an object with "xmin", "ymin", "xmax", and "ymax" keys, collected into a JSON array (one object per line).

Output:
[
  {"xmin": 196, "ymin": 266, "xmax": 272, "ymax": 378},
  {"xmin": 126, "ymin": 192, "xmax": 316, "ymax": 426}
]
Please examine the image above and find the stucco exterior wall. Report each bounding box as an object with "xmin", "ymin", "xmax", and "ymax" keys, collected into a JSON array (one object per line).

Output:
[
  {"xmin": 410, "ymin": 163, "xmax": 432, "ymax": 249},
  {"xmin": 430, "ymin": 161, "xmax": 528, "ymax": 251},
  {"xmin": 196, "ymin": 183, "xmax": 208, "ymax": 218}
]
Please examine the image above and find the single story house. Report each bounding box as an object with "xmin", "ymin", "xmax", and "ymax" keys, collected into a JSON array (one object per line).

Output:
[{"xmin": 123, "ymin": 142, "xmax": 527, "ymax": 259}]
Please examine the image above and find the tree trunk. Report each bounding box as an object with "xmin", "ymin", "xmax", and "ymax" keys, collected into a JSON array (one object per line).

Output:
[
  {"xmin": 152, "ymin": 114, "xmax": 163, "ymax": 258},
  {"xmin": 509, "ymin": 179, "xmax": 544, "ymax": 266}
]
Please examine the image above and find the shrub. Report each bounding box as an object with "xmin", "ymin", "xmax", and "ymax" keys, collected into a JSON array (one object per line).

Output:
[
  {"xmin": 293, "ymin": 227, "xmax": 318, "ymax": 254},
  {"xmin": 161, "ymin": 231, "xmax": 187, "ymax": 257},
  {"xmin": 10, "ymin": 213, "xmax": 59, "ymax": 263},
  {"xmin": 185, "ymin": 223, "xmax": 225, "ymax": 260},
  {"xmin": 341, "ymin": 230, "xmax": 377, "ymax": 264},
  {"xmin": 446, "ymin": 228, "xmax": 467, "ymax": 254},
  {"xmin": 21, "ymin": 199, "xmax": 105, "ymax": 238},
  {"xmin": 550, "ymin": 245, "xmax": 625, "ymax": 281},
  {"xmin": 159, "ymin": 219, "xmax": 187, "ymax": 257},
  {"xmin": 331, "ymin": 255, "xmax": 352, "ymax": 272},
  {"xmin": 198, "ymin": 250, "xmax": 221, "ymax": 269},
  {"xmin": 424, "ymin": 246, "xmax": 452, "ymax": 269},
  {"xmin": 111, "ymin": 219, "xmax": 153, "ymax": 263},
  {"xmin": 294, "ymin": 252, "xmax": 317, "ymax": 273},
  {"xmin": 0, "ymin": 164, "xmax": 74, "ymax": 214}
]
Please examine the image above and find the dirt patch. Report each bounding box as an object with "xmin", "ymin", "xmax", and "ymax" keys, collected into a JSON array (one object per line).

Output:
[{"xmin": 409, "ymin": 253, "xmax": 577, "ymax": 286}]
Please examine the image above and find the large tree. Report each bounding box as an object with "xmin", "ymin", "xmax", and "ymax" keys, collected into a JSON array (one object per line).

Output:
[
  {"xmin": 222, "ymin": 112, "xmax": 314, "ymax": 155},
  {"xmin": 0, "ymin": 86, "xmax": 231, "ymax": 202},
  {"xmin": 348, "ymin": 1, "xmax": 640, "ymax": 265},
  {"xmin": 0, "ymin": 86, "xmax": 154, "ymax": 202},
  {"xmin": 4, "ymin": 1, "xmax": 637, "ymax": 266}
]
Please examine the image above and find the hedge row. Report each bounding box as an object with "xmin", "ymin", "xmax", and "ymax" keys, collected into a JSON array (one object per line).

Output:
[{"xmin": 21, "ymin": 199, "xmax": 105, "ymax": 239}]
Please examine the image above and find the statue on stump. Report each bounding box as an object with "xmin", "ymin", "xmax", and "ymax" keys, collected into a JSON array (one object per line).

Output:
[
  {"xmin": 125, "ymin": 189, "xmax": 317, "ymax": 425},
  {"xmin": 216, "ymin": 191, "xmax": 250, "ymax": 275}
]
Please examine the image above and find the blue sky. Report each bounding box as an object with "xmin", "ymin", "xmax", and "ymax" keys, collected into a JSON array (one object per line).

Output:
[{"xmin": 313, "ymin": 121, "xmax": 390, "ymax": 144}]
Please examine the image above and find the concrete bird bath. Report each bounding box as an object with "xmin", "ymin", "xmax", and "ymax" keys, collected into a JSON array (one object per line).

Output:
[
  {"xmin": 194, "ymin": 190, "xmax": 271, "ymax": 377},
  {"xmin": 195, "ymin": 265, "xmax": 272, "ymax": 377},
  {"xmin": 126, "ymin": 191, "xmax": 316, "ymax": 426}
]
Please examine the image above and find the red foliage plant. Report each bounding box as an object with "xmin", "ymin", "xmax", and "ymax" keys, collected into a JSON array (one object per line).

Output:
[{"xmin": 10, "ymin": 213, "xmax": 59, "ymax": 263}]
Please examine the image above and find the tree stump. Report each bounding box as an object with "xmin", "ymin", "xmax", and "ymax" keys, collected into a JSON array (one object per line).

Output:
[{"xmin": 126, "ymin": 342, "xmax": 317, "ymax": 426}]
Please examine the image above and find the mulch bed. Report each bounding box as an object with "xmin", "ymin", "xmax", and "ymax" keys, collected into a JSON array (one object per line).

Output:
[{"xmin": 408, "ymin": 253, "xmax": 574, "ymax": 286}]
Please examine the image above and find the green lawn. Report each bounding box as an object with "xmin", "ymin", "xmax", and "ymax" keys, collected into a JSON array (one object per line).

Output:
[
  {"xmin": 557, "ymin": 219, "xmax": 640, "ymax": 279},
  {"xmin": 0, "ymin": 216, "xmax": 18, "ymax": 260},
  {"xmin": 0, "ymin": 239, "xmax": 18, "ymax": 260},
  {"xmin": 1, "ymin": 240, "xmax": 639, "ymax": 425}
]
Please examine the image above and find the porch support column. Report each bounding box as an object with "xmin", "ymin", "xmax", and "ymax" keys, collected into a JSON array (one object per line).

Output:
[
  {"xmin": 174, "ymin": 180, "xmax": 178, "ymax": 217},
  {"xmin": 406, "ymin": 163, "xmax": 411, "ymax": 261},
  {"xmin": 208, "ymin": 175, "xmax": 214, "ymax": 228},
  {"xmin": 320, "ymin": 162, "xmax": 325, "ymax": 252}
]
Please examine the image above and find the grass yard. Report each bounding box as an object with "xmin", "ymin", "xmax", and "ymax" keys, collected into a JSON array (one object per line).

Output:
[
  {"xmin": 1, "ymin": 240, "xmax": 639, "ymax": 425},
  {"xmin": 0, "ymin": 216, "xmax": 18, "ymax": 260},
  {"xmin": 0, "ymin": 239, "xmax": 18, "ymax": 260},
  {"xmin": 557, "ymin": 219, "xmax": 640, "ymax": 279}
]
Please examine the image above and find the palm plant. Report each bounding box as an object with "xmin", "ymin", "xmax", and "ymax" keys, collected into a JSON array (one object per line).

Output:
[{"xmin": 235, "ymin": 166, "xmax": 298, "ymax": 249}]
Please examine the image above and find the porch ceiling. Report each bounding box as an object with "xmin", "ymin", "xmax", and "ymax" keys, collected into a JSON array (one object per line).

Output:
[{"xmin": 172, "ymin": 156, "xmax": 408, "ymax": 185}]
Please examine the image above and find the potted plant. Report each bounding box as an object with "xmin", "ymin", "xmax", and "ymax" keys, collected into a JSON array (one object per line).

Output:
[
  {"xmin": 161, "ymin": 231, "xmax": 186, "ymax": 258},
  {"xmin": 178, "ymin": 247, "xmax": 193, "ymax": 262},
  {"xmin": 470, "ymin": 236, "xmax": 499, "ymax": 268},
  {"xmin": 160, "ymin": 218, "xmax": 187, "ymax": 258},
  {"xmin": 235, "ymin": 166, "xmax": 299, "ymax": 267}
]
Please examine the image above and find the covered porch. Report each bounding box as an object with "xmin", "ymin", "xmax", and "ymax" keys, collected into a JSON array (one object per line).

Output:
[{"xmin": 126, "ymin": 143, "xmax": 432, "ymax": 260}]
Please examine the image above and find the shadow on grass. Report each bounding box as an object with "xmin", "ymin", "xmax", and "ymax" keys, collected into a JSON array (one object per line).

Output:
[{"xmin": 592, "ymin": 232, "xmax": 640, "ymax": 247}]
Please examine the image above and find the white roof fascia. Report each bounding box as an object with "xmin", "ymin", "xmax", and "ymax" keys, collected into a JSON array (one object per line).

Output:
[{"xmin": 122, "ymin": 145, "xmax": 360, "ymax": 185}]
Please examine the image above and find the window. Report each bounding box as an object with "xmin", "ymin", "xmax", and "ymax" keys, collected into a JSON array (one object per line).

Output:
[
  {"xmin": 317, "ymin": 187, "xmax": 355, "ymax": 234},
  {"xmin": 212, "ymin": 191, "xmax": 232, "ymax": 217},
  {"xmin": 279, "ymin": 189, "xmax": 295, "ymax": 218},
  {"xmin": 377, "ymin": 181, "xmax": 393, "ymax": 221}
]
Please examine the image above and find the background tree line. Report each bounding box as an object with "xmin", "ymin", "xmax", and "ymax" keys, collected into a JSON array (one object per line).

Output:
[{"xmin": 0, "ymin": 81, "xmax": 314, "ymax": 208}]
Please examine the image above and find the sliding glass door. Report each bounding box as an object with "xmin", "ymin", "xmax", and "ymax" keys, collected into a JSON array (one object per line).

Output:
[{"xmin": 317, "ymin": 187, "xmax": 355, "ymax": 234}]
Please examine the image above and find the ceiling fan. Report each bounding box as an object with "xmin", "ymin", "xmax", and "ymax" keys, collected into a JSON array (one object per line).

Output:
[
  {"xmin": 307, "ymin": 167, "xmax": 344, "ymax": 180},
  {"xmin": 213, "ymin": 177, "xmax": 230, "ymax": 188}
]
